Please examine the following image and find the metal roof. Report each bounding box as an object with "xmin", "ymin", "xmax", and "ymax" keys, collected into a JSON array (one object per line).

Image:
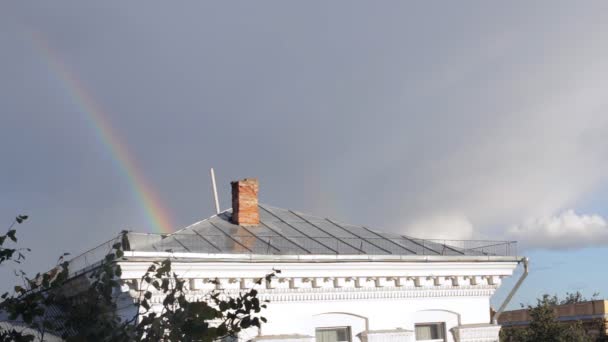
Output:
[{"xmin": 124, "ymin": 204, "xmax": 516, "ymax": 257}]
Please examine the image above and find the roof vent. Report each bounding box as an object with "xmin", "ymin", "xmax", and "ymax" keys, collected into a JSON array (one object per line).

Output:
[{"xmin": 231, "ymin": 178, "xmax": 260, "ymax": 226}]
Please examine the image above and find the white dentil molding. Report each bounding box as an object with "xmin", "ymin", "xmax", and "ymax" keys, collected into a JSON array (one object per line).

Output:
[{"xmin": 117, "ymin": 259, "xmax": 517, "ymax": 304}]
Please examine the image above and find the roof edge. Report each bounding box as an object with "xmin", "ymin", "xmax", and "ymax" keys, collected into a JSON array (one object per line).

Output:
[{"xmin": 122, "ymin": 251, "xmax": 523, "ymax": 263}]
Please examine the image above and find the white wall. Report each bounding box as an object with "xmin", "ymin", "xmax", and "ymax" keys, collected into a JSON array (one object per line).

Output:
[
  {"xmin": 260, "ymin": 296, "xmax": 492, "ymax": 342},
  {"xmin": 116, "ymin": 257, "xmax": 518, "ymax": 341}
]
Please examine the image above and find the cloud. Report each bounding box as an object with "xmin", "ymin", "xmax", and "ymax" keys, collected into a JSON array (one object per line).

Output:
[
  {"xmin": 2, "ymin": 1, "xmax": 608, "ymax": 291},
  {"xmin": 353, "ymin": 11, "xmax": 608, "ymax": 244},
  {"xmin": 507, "ymin": 210, "xmax": 608, "ymax": 249},
  {"xmin": 404, "ymin": 213, "xmax": 474, "ymax": 240}
]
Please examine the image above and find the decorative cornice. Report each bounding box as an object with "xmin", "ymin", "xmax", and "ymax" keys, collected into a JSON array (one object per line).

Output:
[
  {"xmin": 125, "ymin": 277, "xmax": 499, "ymax": 303},
  {"xmin": 143, "ymin": 287, "xmax": 497, "ymax": 303},
  {"xmin": 122, "ymin": 274, "xmax": 503, "ymax": 289},
  {"xmin": 255, "ymin": 286, "xmax": 497, "ymax": 302}
]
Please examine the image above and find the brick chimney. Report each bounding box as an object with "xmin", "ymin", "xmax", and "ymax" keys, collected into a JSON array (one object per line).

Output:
[{"xmin": 231, "ymin": 178, "xmax": 260, "ymax": 226}]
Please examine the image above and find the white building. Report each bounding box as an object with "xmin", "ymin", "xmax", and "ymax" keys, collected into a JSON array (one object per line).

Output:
[{"xmin": 70, "ymin": 178, "xmax": 525, "ymax": 342}]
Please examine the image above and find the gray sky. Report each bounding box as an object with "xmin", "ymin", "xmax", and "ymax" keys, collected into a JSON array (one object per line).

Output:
[{"xmin": 2, "ymin": 1, "xmax": 608, "ymax": 305}]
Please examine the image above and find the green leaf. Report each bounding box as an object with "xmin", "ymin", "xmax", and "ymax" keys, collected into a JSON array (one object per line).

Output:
[
  {"xmin": 7, "ymin": 230, "xmax": 17, "ymax": 242},
  {"xmin": 240, "ymin": 316, "xmax": 251, "ymax": 328},
  {"xmin": 252, "ymin": 317, "xmax": 260, "ymax": 327}
]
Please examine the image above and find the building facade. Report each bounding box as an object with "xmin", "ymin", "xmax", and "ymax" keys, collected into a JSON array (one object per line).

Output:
[
  {"xmin": 69, "ymin": 178, "xmax": 524, "ymax": 342},
  {"xmin": 499, "ymin": 300, "xmax": 608, "ymax": 339}
]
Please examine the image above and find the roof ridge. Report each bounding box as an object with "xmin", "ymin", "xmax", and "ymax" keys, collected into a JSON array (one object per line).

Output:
[
  {"xmin": 169, "ymin": 207, "xmax": 233, "ymax": 235},
  {"xmin": 176, "ymin": 202, "xmax": 405, "ymax": 240}
]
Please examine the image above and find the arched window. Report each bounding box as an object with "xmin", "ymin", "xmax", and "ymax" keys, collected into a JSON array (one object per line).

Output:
[
  {"xmin": 313, "ymin": 313, "xmax": 368, "ymax": 342},
  {"xmin": 316, "ymin": 326, "xmax": 352, "ymax": 342},
  {"xmin": 413, "ymin": 310, "xmax": 460, "ymax": 342}
]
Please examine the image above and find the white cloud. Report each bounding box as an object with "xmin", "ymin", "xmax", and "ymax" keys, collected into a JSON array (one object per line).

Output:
[
  {"xmin": 334, "ymin": 12, "xmax": 608, "ymax": 248},
  {"xmin": 507, "ymin": 210, "xmax": 608, "ymax": 249},
  {"xmin": 404, "ymin": 213, "xmax": 474, "ymax": 240}
]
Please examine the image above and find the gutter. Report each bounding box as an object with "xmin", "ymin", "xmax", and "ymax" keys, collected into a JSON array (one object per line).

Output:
[
  {"xmin": 122, "ymin": 251, "xmax": 521, "ymax": 263},
  {"xmin": 492, "ymin": 257, "xmax": 529, "ymax": 324}
]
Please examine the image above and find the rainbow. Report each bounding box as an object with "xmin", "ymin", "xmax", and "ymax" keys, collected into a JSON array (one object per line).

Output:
[{"xmin": 30, "ymin": 32, "xmax": 174, "ymax": 234}]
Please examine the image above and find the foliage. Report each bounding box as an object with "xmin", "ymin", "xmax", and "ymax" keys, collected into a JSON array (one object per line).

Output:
[
  {"xmin": 524, "ymin": 292, "xmax": 601, "ymax": 307},
  {"xmin": 500, "ymin": 294, "xmax": 604, "ymax": 342},
  {"xmin": 560, "ymin": 291, "xmax": 601, "ymax": 305},
  {"xmin": 0, "ymin": 216, "xmax": 276, "ymax": 341},
  {"xmin": 0, "ymin": 215, "xmax": 29, "ymax": 264}
]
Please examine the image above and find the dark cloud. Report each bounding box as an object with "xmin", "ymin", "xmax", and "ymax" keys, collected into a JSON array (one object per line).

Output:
[{"xmin": 2, "ymin": 1, "xmax": 608, "ymax": 289}]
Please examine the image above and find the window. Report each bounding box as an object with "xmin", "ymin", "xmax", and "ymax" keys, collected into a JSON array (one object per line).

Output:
[
  {"xmin": 415, "ymin": 323, "xmax": 446, "ymax": 341},
  {"xmin": 316, "ymin": 327, "xmax": 351, "ymax": 342}
]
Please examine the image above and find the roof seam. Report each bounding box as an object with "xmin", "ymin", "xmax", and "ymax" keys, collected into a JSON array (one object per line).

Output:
[
  {"xmin": 237, "ymin": 225, "xmax": 282, "ymax": 254},
  {"xmin": 259, "ymin": 205, "xmax": 340, "ymax": 254},
  {"xmin": 400, "ymin": 235, "xmax": 441, "ymax": 255},
  {"xmin": 361, "ymin": 226, "xmax": 417, "ymax": 254},
  {"xmin": 171, "ymin": 236, "xmax": 191, "ymax": 252},
  {"xmin": 325, "ymin": 219, "xmax": 393, "ymax": 255},
  {"xmin": 192, "ymin": 229, "xmax": 224, "ymax": 253},
  {"xmin": 207, "ymin": 221, "xmax": 254, "ymax": 253},
  {"xmin": 258, "ymin": 221, "xmax": 312, "ymax": 254},
  {"xmin": 288, "ymin": 210, "xmax": 367, "ymax": 255}
]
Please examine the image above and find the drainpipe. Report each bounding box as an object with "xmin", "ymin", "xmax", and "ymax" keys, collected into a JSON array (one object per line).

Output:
[{"xmin": 492, "ymin": 257, "xmax": 529, "ymax": 324}]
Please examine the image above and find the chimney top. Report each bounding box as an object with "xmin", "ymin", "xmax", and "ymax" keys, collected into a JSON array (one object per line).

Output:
[{"xmin": 231, "ymin": 178, "xmax": 260, "ymax": 226}]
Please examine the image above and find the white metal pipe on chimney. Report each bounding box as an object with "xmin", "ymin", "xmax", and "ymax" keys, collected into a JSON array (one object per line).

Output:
[{"xmin": 210, "ymin": 168, "xmax": 220, "ymax": 214}]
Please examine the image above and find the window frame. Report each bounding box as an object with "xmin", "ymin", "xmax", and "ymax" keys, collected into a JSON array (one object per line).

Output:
[
  {"xmin": 414, "ymin": 322, "xmax": 446, "ymax": 342},
  {"xmin": 315, "ymin": 326, "xmax": 352, "ymax": 342}
]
